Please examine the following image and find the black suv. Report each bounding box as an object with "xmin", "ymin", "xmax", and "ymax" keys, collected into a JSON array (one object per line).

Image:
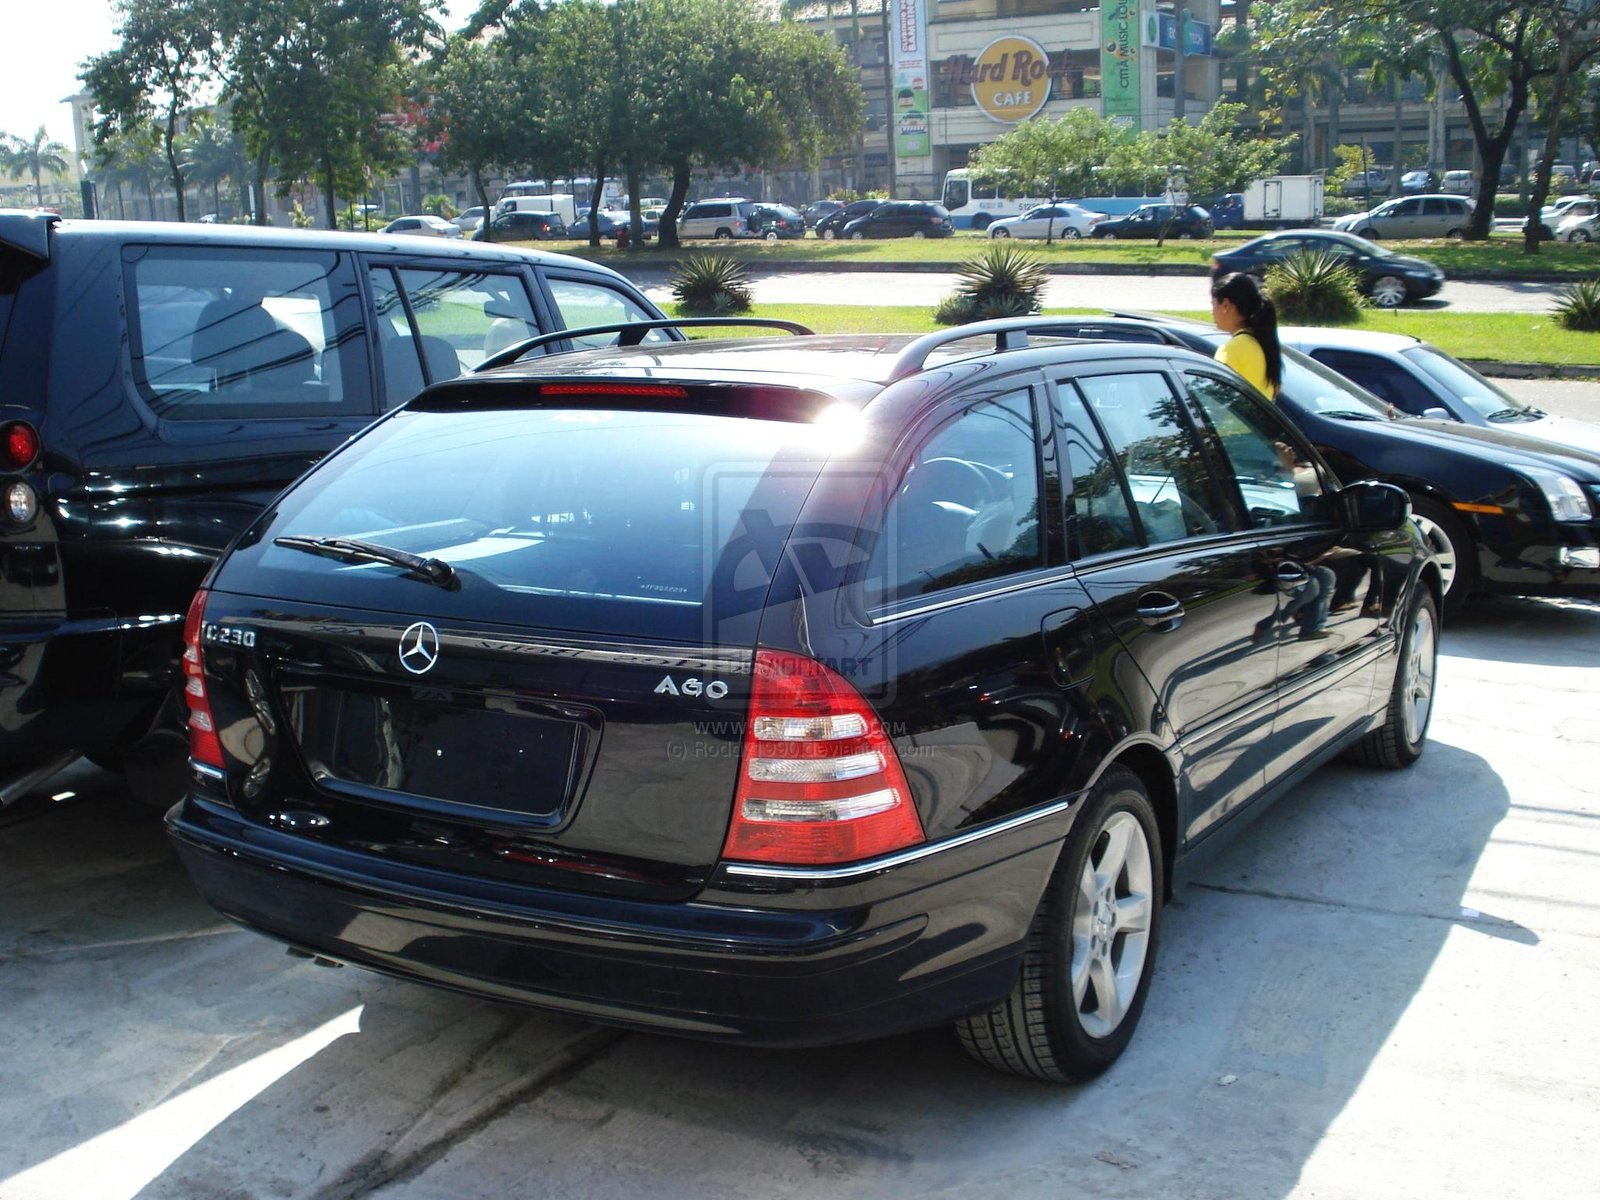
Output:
[
  {"xmin": 0, "ymin": 211, "xmax": 668, "ymax": 807},
  {"xmin": 1092, "ymin": 204, "xmax": 1214, "ymax": 240},
  {"xmin": 839, "ymin": 201, "xmax": 954, "ymax": 239},
  {"xmin": 813, "ymin": 199, "xmax": 883, "ymax": 239},
  {"xmin": 168, "ymin": 317, "xmax": 1438, "ymax": 1082}
]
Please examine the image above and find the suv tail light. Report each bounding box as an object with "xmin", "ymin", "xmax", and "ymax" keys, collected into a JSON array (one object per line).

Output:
[
  {"xmin": 723, "ymin": 649, "xmax": 924, "ymax": 865},
  {"xmin": 2, "ymin": 421, "xmax": 39, "ymax": 470},
  {"xmin": 182, "ymin": 589, "xmax": 224, "ymax": 768}
]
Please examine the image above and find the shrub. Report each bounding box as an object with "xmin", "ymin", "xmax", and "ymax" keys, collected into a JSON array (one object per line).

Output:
[
  {"xmin": 1263, "ymin": 251, "xmax": 1366, "ymax": 324},
  {"xmin": 422, "ymin": 193, "xmax": 457, "ymax": 219},
  {"xmin": 669, "ymin": 253, "xmax": 754, "ymax": 314},
  {"xmin": 1552, "ymin": 278, "xmax": 1600, "ymax": 332},
  {"xmin": 934, "ymin": 242, "xmax": 1049, "ymax": 325}
]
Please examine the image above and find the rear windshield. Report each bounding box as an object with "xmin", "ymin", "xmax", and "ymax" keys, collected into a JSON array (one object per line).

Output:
[{"xmin": 222, "ymin": 407, "xmax": 826, "ymax": 643}]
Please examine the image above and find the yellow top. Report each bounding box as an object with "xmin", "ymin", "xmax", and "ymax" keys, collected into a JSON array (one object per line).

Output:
[{"xmin": 1215, "ymin": 331, "xmax": 1276, "ymax": 399}]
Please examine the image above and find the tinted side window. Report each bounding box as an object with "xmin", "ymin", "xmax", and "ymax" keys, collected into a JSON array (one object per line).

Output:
[
  {"xmin": 1308, "ymin": 349, "xmax": 1431, "ymax": 414},
  {"xmin": 1074, "ymin": 372, "xmax": 1231, "ymax": 543},
  {"xmin": 370, "ymin": 266, "xmax": 539, "ymax": 409},
  {"xmin": 127, "ymin": 246, "xmax": 371, "ymax": 420},
  {"xmin": 1184, "ymin": 372, "xmax": 1325, "ymax": 527},
  {"xmin": 866, "ymin": 390, "xmax": 1043, "ymax": 607},
  {"xmin": 1054, "ymin": 382, "xmax": 1141, "ymax": 557},
  {"xmin": 544, "ymin": 275, "xmax": 667, "ymax": 349}
]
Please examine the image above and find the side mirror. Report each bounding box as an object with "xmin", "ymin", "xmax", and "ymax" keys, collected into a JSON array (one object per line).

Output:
[
  {"xmin": 1421, "ymin": 406, "xmax": 1452, "ymax": 420},
  {"xmin": 1336, "ymin": 480, "xmax": 1411, "ymax": 532}
]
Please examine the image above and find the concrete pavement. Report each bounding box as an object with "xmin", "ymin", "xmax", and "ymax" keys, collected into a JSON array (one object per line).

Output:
[{"xmin": 1, "ymin": 595, "xmax": 1597, "ymax": 1200}]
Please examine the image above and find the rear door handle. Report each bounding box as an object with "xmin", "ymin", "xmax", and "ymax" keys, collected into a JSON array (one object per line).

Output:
[{"xmin": 1136, "ymin": 592, "xmax": 1184, "ymax": 631}]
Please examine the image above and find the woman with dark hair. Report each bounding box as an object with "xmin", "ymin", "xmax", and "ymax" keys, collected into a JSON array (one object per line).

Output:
[{"xmin": 1210, "ymin": 272, "xmax": 1282, "ymax": 399}]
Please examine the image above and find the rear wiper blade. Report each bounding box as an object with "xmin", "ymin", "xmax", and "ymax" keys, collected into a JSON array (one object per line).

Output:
[
  {"xmin": 273, "ymin": 535, "xmax": 460, "ymax": 590},
  {"xmin": 1323, "ymin": 410, "xmax": 1385, "ymax": 422},
  {"xmin": 1485, "ymin": 408, "xmax": 1530, "ymax": 422}
]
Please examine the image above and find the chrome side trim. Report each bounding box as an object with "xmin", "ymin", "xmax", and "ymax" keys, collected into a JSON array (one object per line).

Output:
[
  {"xmin": 869, "ymin": 569, "xmax": 1077, "ymax": 625},
  {"xmin": 721, "ymin": 795, "xmax": 1080, "ymax": 882}
]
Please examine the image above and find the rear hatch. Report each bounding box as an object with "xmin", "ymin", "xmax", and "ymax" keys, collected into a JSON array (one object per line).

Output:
[{"xmin": 198, "ymin": 393, "xmax": 835, "ymax": 899}]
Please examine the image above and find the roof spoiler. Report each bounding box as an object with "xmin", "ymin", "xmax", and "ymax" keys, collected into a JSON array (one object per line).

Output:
[{"xmin": 0, "ymin": 210, "xmax": 60, "ymax": 262}]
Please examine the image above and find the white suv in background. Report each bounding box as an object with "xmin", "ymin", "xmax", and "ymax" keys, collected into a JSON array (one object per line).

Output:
[{"xmin": 677, "ymin": 198, "xmax": 758, "ymax": 239}]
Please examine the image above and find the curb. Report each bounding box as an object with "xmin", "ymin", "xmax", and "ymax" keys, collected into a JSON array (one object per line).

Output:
[{"xmin": 1466, "ymin": 360, "xmax": 1600, "ymax": 381}]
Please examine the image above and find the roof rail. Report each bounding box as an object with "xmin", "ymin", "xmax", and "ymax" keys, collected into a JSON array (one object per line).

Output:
[
  {"xmin": 885, "ymin": 316, "xmax": 1145, "ymax": 381},
  {"xmin": 475, "ymin": 317, "xmax": 814, "ymax": 372},
  {"xmin": 0, "ymin": 209, "xmax": 60, "ymax": 262}
]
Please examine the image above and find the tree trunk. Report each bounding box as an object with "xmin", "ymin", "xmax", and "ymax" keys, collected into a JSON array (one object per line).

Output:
[
  {"xmin": 473, "ymin": 167, "xmax": 493, "ymax": 242},
  {"xmin": 1439, "ymin": 29, "xmax": 1527, "ymax": 241},
  {"xmin": 587, "ymin": 162, "xmax": 607, "ymax": 247},
  {"xmin": 323, "ymin": 155, "xmax": 338, "ymax": 231},
  {"xmin": 657, "ymin": 165, "xmax": 691, "ymax": 250},
  {"xmin": 1391, "ymin": 76, "xmax": 1405, "ymax": 198},
  {"xmin": 1525, "ymin": 43, "xmax": 1573, "ymax": 256},
  {"xmin": 166, "ymin": 112, "xmax": 187, "ymax": 222},
  {"xmin": 626, "ymin": 163, "xmax": 642, "ymax": 249}
]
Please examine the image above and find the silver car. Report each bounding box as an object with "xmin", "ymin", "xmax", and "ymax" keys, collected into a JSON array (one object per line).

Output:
[
  {"xmin": 1332, "ymin": 194, "xmax": 1472, "ymax": 239},
  {"xmin": 987, "ymin": 203, "xmax": 1104, "ymax": 239}
]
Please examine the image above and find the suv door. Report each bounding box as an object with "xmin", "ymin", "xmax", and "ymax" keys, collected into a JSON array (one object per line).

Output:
[{"xmin": 1052, "ymin": 365, "xmax": 1280, "ymax": 843}]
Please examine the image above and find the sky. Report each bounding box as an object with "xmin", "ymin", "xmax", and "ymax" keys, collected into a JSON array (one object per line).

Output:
[{"xmin": 0, "ymin": 1, "xmax": 477, "ymax": 154}]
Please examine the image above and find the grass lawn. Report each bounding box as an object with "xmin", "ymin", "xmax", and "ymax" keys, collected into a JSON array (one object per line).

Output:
[
  {"xmin": 700, "ymin": 303, "xmax": 1600, "ymax": 368},
  {"xmin": 552, "ymin": 229, "xmax": 1600, "ymax": 275}
]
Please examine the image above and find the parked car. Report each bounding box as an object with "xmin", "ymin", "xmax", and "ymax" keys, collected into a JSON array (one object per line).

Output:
[
  {"xmin": 1091, "ymin": 204, "xmax": 1214, "ymax": 240},
  {"xmin": 0, "ymin": 211, "xmax": 672, "ymax": 809},
  {"xmin": 1208, "ymin": 192, "xmax": 1245, "ymax": 230},
  {"xmin": 802, "ymin": 199, "xmax": 844, "ymax": 227},
  {"xmin": 1400, "ymin": 170, "xmax": 1437, "ymax": 194},
  {"xmin": 1331, "ymin": 194, "xmax": 1472, "ymax": 239},
  {"xmin": 166, "ymin": 314, "xmax": 1437, "ymax": 1083},
  {"xmin": 813, "ymin": 199, "xmax": 883, "ymax": 240},
  {"xmin": 1340, "ymin": 170, "xmax": 1392, "ymax": 198},
  {"xmin": 1439, "ymin": 170, "xmax": 1476, "ymax": 195},
  {"xmin": 453, "ymin": 206, "xmax": 487, "ymax": 234},
  {"xmin": 839, "ymin": 200, "xmax": 954, "ymax": 239},
  {"xmin": 1530, "ymin": 195, "xmax": 1600, "ymax": 239},
  {"xmin": 379, "ymin": 214, "xmax": 463, "ymax": 239},
  {"xmin": 1211, "ymin": 229, "xmax": 1445, "ymax": 308},
  {"xmin": 570, "ymin": 209, "xmax": 657, "ymax": 243},
  {"xmin": 480, "ymin": 210, "xmax": 567, "ymax": 241},
  {"xmin": 1558, "ymin": 211, "xmax": 1600, "ymax": 242},
  {"xmin": 677, "ymin": 198, "xmax": 759, "ymax": 240},
  {"xmin": 746, "ymin": 203, "xmax": 806, "ymax": 240},
  {"xmin": 986, "ymin": 202, "xmax": 1103, "ymax": 240},
  {"xmin": 1072, "ymin": 314, "xmax": 1600, "ymax": 614},
  {"xmin": 1279, "ymin": 327, "xmax": 1600, "ymax": 453}
]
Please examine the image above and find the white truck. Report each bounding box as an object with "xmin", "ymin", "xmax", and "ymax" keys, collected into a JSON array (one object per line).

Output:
[
  {"xmin": 497, "ymin": 192, "xmax": 582, "ymax": 226},
  {"xmin": 1243, "ymin": 175, "xmax": 1325, "ymax": 228}
]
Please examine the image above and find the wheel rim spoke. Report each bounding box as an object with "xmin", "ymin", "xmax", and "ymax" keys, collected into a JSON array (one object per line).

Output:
[{"xmin": 1071, "ymin": 809, "xmax": 1155, "ymax": 1039}]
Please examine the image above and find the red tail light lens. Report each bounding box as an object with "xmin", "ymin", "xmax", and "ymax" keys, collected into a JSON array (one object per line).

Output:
[
  {"xmin": 3, "ymin": 422, "xmax": 39, "ymax": 470},
  {"xmin": 723, "ymin": 650, "xmax": 924, "ymax": 865},
  {"xmin": 181, "ymin": 589, "xmax": 224, "ymax": 769}
]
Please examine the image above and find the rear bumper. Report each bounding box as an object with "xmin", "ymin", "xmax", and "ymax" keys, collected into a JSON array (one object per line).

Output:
[{"xmin": 167, "ymin": 794, "xmax": 1075, "ymax": 1047}]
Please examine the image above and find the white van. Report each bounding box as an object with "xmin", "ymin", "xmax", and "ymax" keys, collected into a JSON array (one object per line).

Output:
[{"xmin": 498, "ymin": 193, "xmax": 581, "ymax": 226}]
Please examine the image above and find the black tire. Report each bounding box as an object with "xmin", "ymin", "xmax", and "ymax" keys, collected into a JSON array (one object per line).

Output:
[
  {"xmin": 1409, "ymin": 495, "xmax": 1477, "ymax": 617},
  {"xmin": 1345, "ymin": 587, "xmax": 1438, "ymax": 769},
  {"xmin": 1097, "ymin": 229, "xmax": 1117, "ymax": 240},
  {"xmin": 991, "ymin": 228, "xmax": 1011, "ymax": 238},
  {"xmin": 714, "ymin": 228, "xmax": 732, "ymax": 240},
  {"xmin": 955, "ymin": 766, "xmax": 1163, "ymax": 1083},
  {"xmin": 972, "ymin": 214, "xmax": 992, "ymax": 231}
]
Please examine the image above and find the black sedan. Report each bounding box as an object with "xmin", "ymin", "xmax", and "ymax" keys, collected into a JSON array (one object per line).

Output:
[
  {"xmin": 814, "ymin": 199, "xmax": 882, "ymax": 239},
  {"xmin": 477, "ymin": 210, "xmax": 566, "ymax": 240},
  {"xmin": 839, "ymin": 200, "xmax": 954, "ymax": 239},
  {"xmin": 1092, "ymin": 204, "xmax": 1214, "ymax": 240},
  {"xmin": 1070, "ymin": 315, "xmax": 1600, "ymax": 614},
  {"xmin": 1212, "ymin": 230, "xmax": 1445, "ymax": 309}
]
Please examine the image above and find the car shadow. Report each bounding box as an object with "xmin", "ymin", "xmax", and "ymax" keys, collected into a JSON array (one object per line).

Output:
[
  {"xmin": 0, "ymin": 743, "xmax": 1518, "ymax": 1199},
  {"xmin": 1446, "ymin": 594, "xmax": 1600, "ymax": 667}
]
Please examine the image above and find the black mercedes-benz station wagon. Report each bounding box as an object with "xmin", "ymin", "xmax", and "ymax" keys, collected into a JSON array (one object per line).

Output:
[{"xmin": 168, "ymin": 319, "xmax": 1441, "ymax": 1082}]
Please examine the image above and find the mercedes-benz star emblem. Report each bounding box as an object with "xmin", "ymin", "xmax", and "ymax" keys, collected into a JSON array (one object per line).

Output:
[{"xmin": 398, "ymin": 621, "xmax": 440, "ymax": 675}]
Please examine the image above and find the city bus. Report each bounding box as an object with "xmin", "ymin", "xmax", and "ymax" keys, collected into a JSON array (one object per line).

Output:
[
  {"xmin": 500, "ymin": 178, "xmax": 625, "ymax": 209},
  {"xmin": 940, "ymin": 169, "xmax": 1047, "ymax": 230}
]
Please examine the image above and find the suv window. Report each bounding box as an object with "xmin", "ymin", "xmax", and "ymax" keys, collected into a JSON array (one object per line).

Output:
[
  {"xmin": 370, "ymin": 266, "xmax": 539, "ymax": 408},
  {"xmin": 867, "ymin": 390, "xmax": 1043, "ymax": 607},
  {"xmin": 545, "ymin": 275, "xmax": 670, "ymax": 349},
  {"xmin": 127, "ymin": 246, "xmax": 370, "ymax": 420},
  {"xmin": 1184, "ymin": 371, "xmax": 1326, "ymax": 527},
  {"xmin": 1071, "ymin": 372, "xmax": 1231, "ymax": 543}
]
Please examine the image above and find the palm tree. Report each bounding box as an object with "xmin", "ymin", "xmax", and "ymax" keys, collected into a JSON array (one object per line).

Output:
[
  {"xmin": 6, "ymin": 127, "xmax": 71, "ymax": 207},
  {"xmin": 180, "ymin": 113, "xmax": 250, "ymax": 219}
]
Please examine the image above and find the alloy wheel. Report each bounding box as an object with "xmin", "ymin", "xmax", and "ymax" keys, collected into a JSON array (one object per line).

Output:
[
  {"xmin": 1401, "ymin": 600, "xmax": 1437, "ymax": 745},
  {"xmin": 1071, "ymin": 811, "xmax": 1154, "ymax": 1039}
]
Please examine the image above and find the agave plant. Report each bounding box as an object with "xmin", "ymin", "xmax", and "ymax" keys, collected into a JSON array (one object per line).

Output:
[
  {"xmin": 669, "ymin": 253, "xmax": 754, "ymax": 315},
  {"xmin": 1552, "ymin": 278, "xmax": 1600, "ymax": 333},
  {"xmin": 1263, "ymin": 251, "xmax": 1366, "ymax": 324},
  {"xmin": 935, "ymin": 242, "xmax": 1050, "ymax": 325}
]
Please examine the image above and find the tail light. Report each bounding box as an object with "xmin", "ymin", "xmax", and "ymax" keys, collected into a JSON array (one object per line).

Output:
[
  {"xmin": 2, "ymin": 421, "xmax": 39, "ymax": 470},
  {"xmin": 182, "ymin": 589, "xmax": 225, "ymax": 769},
  {"xmin": 723, "ymin": 649, "xmax": 924, "ymax": 865}
]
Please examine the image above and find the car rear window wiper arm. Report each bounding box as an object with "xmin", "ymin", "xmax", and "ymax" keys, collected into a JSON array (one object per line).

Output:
[{"xmin": 273, "ymin": 535, "xmax": 460, "ymax": 590}]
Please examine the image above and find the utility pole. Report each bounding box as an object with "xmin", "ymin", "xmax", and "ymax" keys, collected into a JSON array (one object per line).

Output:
[
  {"xmin": 1172, "ymin": 0, "xmax": 1187, "ymax": 123},
  {"xmin": 880, "ymin": 3, "xmax": 897, "ymax": 198}
]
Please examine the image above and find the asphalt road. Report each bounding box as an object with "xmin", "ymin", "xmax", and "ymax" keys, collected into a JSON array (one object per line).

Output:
[
  {"xmin": 631, "ymin": 268, "xmax": 1573, "ymax": 316},
  {"xmin": 2, "ymin": 595, "xmax": 1597, "ymax": 1200}
]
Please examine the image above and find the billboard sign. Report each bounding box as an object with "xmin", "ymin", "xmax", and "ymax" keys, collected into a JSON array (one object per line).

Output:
[
  {"xmin": 1100, "ymin": 1, "xmax": 1140, "ymax": 131},
  {"xmin": 970, "ymin": 35, "xmax": 1054, "ymax": 124},
  {"xmin": 890, "ymin": 0, "xmax": 932, "ymax": 157}
]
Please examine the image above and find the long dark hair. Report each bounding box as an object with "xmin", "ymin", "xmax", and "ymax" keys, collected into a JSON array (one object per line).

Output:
[{"xmin": 1212, "ymin": 272, "xmax": 1282, "ymax": 391}]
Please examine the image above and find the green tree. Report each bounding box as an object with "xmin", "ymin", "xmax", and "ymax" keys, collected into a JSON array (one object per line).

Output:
[
  {"xmin": 421, "ymin": 32, "xmax": 523, "ymax": 241},
  {"xmin": 179, "ymin": 110, "xmax": 251, "ymax": 217},
  {"xmin": 967, "ymin": 110, "xmax": 1124, "ymax": 242},
  {"xmin": 81, "ymin": 0, "xmax": 215, "ymax": 222},
  {"xmin": 1, "ymin": 127, "xmax": 72, "ymax": 207},
  {"xmin": 92, "ymin": 126, "xmax": 165, "ymax": 218},
  {"xmin": 217, "ymin": 0, "xmax": 443, "ymax": 229}
]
